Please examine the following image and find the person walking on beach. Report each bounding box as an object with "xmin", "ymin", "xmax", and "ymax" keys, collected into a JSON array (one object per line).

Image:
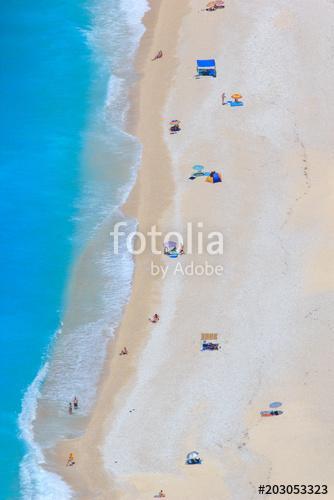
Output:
[
  {"xmin": 66, "ymin": 452, "xmax": 75, "ymax": 466},
  {"xmin": 68, "ymin": 402, "xmax": 73, "ymax": 415},
  {"xmin": 221, "ymin": 92, "xmax": 227, "ymax": 105},
  {"xmin": 73, "ymin": 396, "xmax": 78, "ymax": 410}
]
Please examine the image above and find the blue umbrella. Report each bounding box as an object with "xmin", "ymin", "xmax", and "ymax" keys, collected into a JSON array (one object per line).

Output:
[
  {"xmin": 269, "ymin": 402, "xmax": 282, "ymax": 408},
  {"xmin": 165, "ymin": 240, "xmax": 177, "ymax": 248},
  {"xmin": 192, "ymin": 165, "xmax": 205, "ymax": 172}
]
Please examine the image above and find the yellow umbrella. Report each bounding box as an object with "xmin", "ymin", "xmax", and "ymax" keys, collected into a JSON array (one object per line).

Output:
[{"xmin": 231, "ymin": 93, "xmax": 242, "ymax": 101}]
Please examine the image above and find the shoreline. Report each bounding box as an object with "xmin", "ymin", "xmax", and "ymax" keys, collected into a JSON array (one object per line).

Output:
[{"xmin": 46, "ymin": 0, "xmax": 190, "ymax": 495}]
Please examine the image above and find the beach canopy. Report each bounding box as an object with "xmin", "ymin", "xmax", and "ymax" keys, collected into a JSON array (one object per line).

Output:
[
  {"xmin": 197, "ymin": 59, "xmax": 216, "ymax": 68},
  {"xmin": 187, "ymin": 451, "xmax": 200, "ymax": 460},
  {"xmin": 197, "ymin": 59, "xmax": 216, "ymax": 77},
  {"xmin": 193, "ymin": 165, "xmax": 205, "ymax": 172}
]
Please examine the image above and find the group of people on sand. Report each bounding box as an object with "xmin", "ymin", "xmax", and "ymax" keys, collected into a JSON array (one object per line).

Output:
[
  {"xmin": 204, "ymin": 0, "xmax": 225, "ymax": 11},
  {"xmin": 68, "ymin": 396, "xmax": 79, "ymax": 415}
]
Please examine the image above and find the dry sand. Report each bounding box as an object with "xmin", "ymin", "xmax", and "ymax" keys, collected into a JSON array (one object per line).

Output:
[{"xmin": 50, "ymin": 0, "xmax": 334, "ymax": 498}]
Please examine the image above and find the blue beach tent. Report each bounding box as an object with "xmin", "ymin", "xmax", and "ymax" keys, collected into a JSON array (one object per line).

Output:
[{"xmin": 197, "ymin": 59, "xmax": 216, "ymax": 77}]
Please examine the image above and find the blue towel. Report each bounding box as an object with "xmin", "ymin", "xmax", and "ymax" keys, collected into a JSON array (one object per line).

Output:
[{"xmin": 228, "ymin": 100, "xmax": 244, "ymax": 107}]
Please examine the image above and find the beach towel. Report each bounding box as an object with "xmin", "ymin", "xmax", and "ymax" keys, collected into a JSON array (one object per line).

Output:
[{"xmin": 227, "ymin": 100, "xmax": 244, "ymax": 107}]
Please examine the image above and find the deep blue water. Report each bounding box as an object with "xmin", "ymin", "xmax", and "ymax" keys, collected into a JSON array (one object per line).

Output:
[{"xmin": 0, "ymin": 2, "xmax": 93, "ymax": 497}]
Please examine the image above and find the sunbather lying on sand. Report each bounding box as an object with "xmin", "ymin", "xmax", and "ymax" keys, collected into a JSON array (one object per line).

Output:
[
  {"xmin": 149, "ymin": 313, "xmax": 160, "ymax": 323},
  {"xmin": 152, "ymin": 50, "xmax": 163, "ymax": 61},
  {"xmin": 169, "ymin": 119, "xmax": 181, "ymax": 133},
  {"xmin": 260, "ymin": 410, "xmax": 283, "ymax": 417},
  {"xmin": 205, "ymin": 0, "xmax": 225, "ymax": 11},
  {"xmin": 119, "ymin": 347, "xmax": 128, "ymax": 355}
]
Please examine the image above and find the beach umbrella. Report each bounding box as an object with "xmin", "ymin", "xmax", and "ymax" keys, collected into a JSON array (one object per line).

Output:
[
  {"xmin": 206, "ymin": 1, "xmax": 216, "ymax": 8},
  {"xmin": 165, "ymin": 240, "xmax": 177, "ymax": 249},
  {"xmin": 231, "ymin": 93, "xmax": 243, "ymax": 101},
  {"xmin": 187, "ymin": 451, "xmax": 200, "ymax": 460},
  {"xmin": 269, "ymin": 402, "xmax": 282, "ymax": 408},
  {"xmin": 192, "ymin": 165, "xmax": 205, "ymax": 172},
  {"xmin": 214, "ymin": 0, "xmax": 225, "ymax": 7},
  {"xmin": 170, "ymin": 120, "xmax": 180, "ymax": 125}
]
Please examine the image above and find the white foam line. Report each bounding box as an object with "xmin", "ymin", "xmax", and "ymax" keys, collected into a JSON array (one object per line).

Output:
[{"xmin": 18, "ymin": 362, "xmax": 73, "ymax": 499}]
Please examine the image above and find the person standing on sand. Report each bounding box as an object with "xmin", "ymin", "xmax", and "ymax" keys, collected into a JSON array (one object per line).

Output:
[
  {"xmin": 149, "ymin": 313, "xmax": 160, "ymax": 323},
  {"xmin": 66, "ymin": 452, "xmax": 75, "ymax": 466},
  {"xmin": 221, "ymin": 92, "xmax": 227, "ymax": 105}
]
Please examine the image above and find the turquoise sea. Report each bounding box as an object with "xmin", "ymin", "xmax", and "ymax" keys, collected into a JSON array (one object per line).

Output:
[{"xmin": 0, "ymin": 0, "xmax": 148, "ymax": 497}]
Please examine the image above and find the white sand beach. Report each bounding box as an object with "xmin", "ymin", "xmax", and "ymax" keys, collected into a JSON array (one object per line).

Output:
[{"xmin": 51, "ymin": 0, "xmax": 334, "ymax": 498}]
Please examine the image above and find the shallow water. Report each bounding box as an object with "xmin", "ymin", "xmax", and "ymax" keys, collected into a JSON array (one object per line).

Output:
[{"xmin": 0, "ymin": 0, "xmax": 149, "ymax": 497}]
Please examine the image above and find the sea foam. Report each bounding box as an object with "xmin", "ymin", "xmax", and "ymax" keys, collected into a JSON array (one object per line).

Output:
[
  {"xmin": 19, "ymin": 361, "xmax": 73, "ymax": 499},
  {"xmin": 18, "ymin": 0, "xmax": 149, "ymax": 497}
]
